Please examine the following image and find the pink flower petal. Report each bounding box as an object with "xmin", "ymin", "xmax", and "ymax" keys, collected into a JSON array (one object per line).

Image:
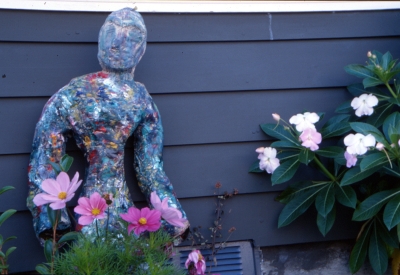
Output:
[
  {"xmin": 49, "ymin": 201, "xmax": 66, "ymax": 210},
  {"xmin": 41, "ymin": 179, "xmax": 61, "ymax": 196},
  {"xmin": 78, "ymin": 215, "xmax": 95, "ymax": 225},
  {"xmin": 56, "ymin": 172, "xmax": 70, "ymax": 191}
]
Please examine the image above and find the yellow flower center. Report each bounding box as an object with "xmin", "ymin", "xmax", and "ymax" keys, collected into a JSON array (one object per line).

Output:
[
  {"xmin": 139, "ymin": 217, "xmax": 147, "ymax": 225},
  {"xmin": 91, "ymin": 208, "xmax": 100, "ymax": 216},
  {"xmin": 58, "ymin": 191, "xmax": 67, "ymax": 200}
]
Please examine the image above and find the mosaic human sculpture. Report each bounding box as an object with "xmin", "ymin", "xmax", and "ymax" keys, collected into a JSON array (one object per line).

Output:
[{"xmin": 27, "ymin": 8, "xmax": 189, "ymax": 243}]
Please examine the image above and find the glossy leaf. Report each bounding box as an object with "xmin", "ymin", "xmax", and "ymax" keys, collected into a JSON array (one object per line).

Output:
[
  {"xmin": 48, "ymin": 161, "xmax": 61, "ymax": 175},
  {"xmin": 366, "ymin": 102, "xmax": 393, "ymax": 128},
  {"xmin": 0, "ymin": 186, "xmax": 14, "ymax": 196},
  {"xmin": 383, "ymin": 112, "xmax": 400, "ymax": 142},
  {"xmin": 47, "ymin": 205, "xmax": 60, "ymax": 227},
  {"xmin": 277, "ymin": 151, "xmax": 299, "ymax": 162},
  {"xmin": 3, "ymin": 236, "xmax": 16, "ymax": 245},
  {"xmin": 271, "ymin": 158, "xmax": 300, "ymax": 185},
  {"xmin": 248, "ymin": 160, "xmax": 263, "ymax": 173},
  {"xmin": 383, "ymin": 194, "xmax": 400, "ymax": 230},
  {"xmin": 299, "ymin": 149, "xmax": 314, "ymax": 165},
  {"xmin": 35, "ymin": 264, "xmax": 50, "ymax": 275},
  {"xmin": 317, "ymin": 206, "xmax": 336, "ymax": 237},
  {"xmin": 320, "ymin": 115, "xmax": 351, "ymax": 139},
  {"xmin": 58, "ymin": 231, "xmax": 81, "ymax": 244},
  {"xmin": 345, "ymin": 64, "xmax": 376, "ymax": 79},
  {"xmin": 278, "ymin": 187, "xmax": 323, "ymax": 227},
  {"xmin": 383, "ymin": 165, "xmax": 400, "ymax": 179},
  {"xmin": 335, "ymin": 185, "xmax": 357, "ymax": 209},
  {"xmin": 350, "ymin": 122, "xmax": 387, "ymax": 146},
  {"xmin": 377, "ymin": 220, "xmax": 398, "ymax": 248},
  {"xmin": 5, "ymin": 247, "xmax": 16, "ymax": 258},
  {"xmin": 381, "ymin": 51, "xmax": 392, "ymax": 71},
  {"xmin": 369, "ymin": 223, "xmax": 388, "ymax": 275},
  {"xmin": 271, "ymin": 140, "xmax": 301, "ymax": 149},
  {"xmin": 349, "ymin": 221, "xmax": 373, "ymax": 273},
  {"xmin": 359, "ymin": 152, "xmax": 388, "ymax": 171},
  {"xmin": 44, "ymin": 239, "xmax": 53, "ymax": 263},
  {"xmin": 340, "ymin": 165, "xmax": 381, "ymax": 186},
  {"xmin": 260, "ymin": 124, "xmax": 299, "ymax": 145},
  {"xmin": 363, "ymin": 77, "xmax": 384, "ymax": 88},
  {"xmin": 315, "ymin": 146, "xmax": 344, "ymax": 158},
  {"xmin": 353, "ymin": 189, "xmax": 400, "ymax": 221},
  {"xmin": 315, "ymin": 184, "xmax": 335, "ymax": 217},
  {"xmin": 335, "ymin": 100, "xmax": 353, "ymax": 114},
  {"xmin": 0, "ymin": 210, "xmax": 16, "ymax": 227},
  {"xmin": 276, "ymin": 181, "xmax": 327, "ymax": 204},
  {"xmin": 60, "ymin": 154, "xmax": 73, "ymax": 172}
]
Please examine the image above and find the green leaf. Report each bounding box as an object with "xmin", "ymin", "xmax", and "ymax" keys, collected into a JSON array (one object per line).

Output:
[
  {"xmin": 60, "ymin": 154, "xmax": 74, "ymax": 172},
  {"xmin": 3, "ymin": 236, "xmax": 16, "ymax": 245},
  {"xmin": 275, "ymin": 181, "xmax": 327, "ymax": 204},
  {"xmin": 349, "ymin": 221, "xmax": 373, "ymax": 273},
  {"xmin": 340, "ymin": 165, "xmax": 381, "ymax": 186},
  {"xmin": 271, "ymin": 140, "xmax": 301, "ymax": 149},
  {"xmin": 315, "ymin": 146, "xmax": 344, "ymax": 158},
  {"xmin": 260, "ymin": 124, "xmax": 299, "ymax": 145},
  {"xmin": 383, "ymin": 194, "xmax": 400, "ymax": 230},
  {"xmin": 317, "ymin": 206, "xmax": 336, "ymax": 237},
  {"xmin": 299, "ymin": 149, "xmax": 314, "ymax": 165},
  {"xmin": 363, "ymin": 77, "xmax": 384, "ymax": 88},
  {"xmin": 5, "ymin": 247, "xmax": 16, "ymax": 258},
  {"xmin": 377, "ymin": 220, "xmax": 398, "ymax": 248},
  {"xmin": 345, "ymin": 64, "xmax": 376, "ymax": 79},
  {"xmin": 58, "ymin": 231, "xmax": 81, "ymax": 244},
  {"xmin": 277, "ymin": 151, "xmax": 299, "ymax": 162},
  {"xmin": 48, "ymin": 161, "xmax": 61, "ymax": 174},
  {"xmin": 383, "ymin": 112, "xmax": 400, "ymax": 142},
  {"xmin": 383, "ymin": 164, "xmax": 400, "ymax": 178},
  {"xmin": 353, "ymin": 189, "xmax": 400, "ymax": 221},
  {"xmin": 44, "ymin": 239, "xmax": 53, "ymax": 263},
  {"xmin": 278, "ymin": 187, "xmax": 323, "ymax": 227},
  {"xmin": 320, "ymin": 115, "xmax": 351, "ymax": 139},
  {"xmin": 335, "ymin": 185, "xmax": 357, "ymax": 209},
  {"xmin": 271, "ymin": 158, "xmax": 300, "ymax": 185},
  {"xmin": 350, "ymin": 122, "xmax": 388, "ymax": 146},
  {"xmin": 381, "ymin": 51, "xmax": 392, "ymax": 71},
  {"xmin": 47, "ymin": 205, "xmax": 60, "ymax": 227},
  {"xmin": 0, "ymin": 186, "xmax": 14, "ymax": 196},
  {"xmin": 315, "ymin": 184, "xmax": 335, "ymax": 217},
  {"xmin": 359, "ymin": 152, "xmax": 388, "ymax": 171},
  {"xmin": 347, "ymin": 83, "xmax": 368, "ymax": 97},
  {"xmin": 248, "ymin": 160, "xmax": 263, "ymax": 173},
  {"xmin": 369, "ymin": 222, "xmax": 388, "ymax": 275},
  {"xmin": 366, "ymin": 102, "xmax": 393, "ymax": 128},
  {"xmin": 35, "ymin": 264, "xmax": 50, "ymax": 275},
  {"xmin": 0, "ymin": 209, "xmax": 16, "ymax": 227},
  {"xmin": 335, "ymin": 100, "xmax": 353, "ymax": 114}
]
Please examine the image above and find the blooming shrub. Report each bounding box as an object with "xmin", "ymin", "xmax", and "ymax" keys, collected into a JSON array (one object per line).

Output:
[{"xmin": 250, "ymin": 50, "xmax": 400, "ymax": 275}]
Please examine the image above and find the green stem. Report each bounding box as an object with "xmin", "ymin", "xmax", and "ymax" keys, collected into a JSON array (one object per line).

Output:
[
  {"xmin": 95, "ymin": 219, "xmax": 99, "ymax": 239},
  {"xmin": 51, "ymin": 210, "xmax": 60, "ymax": 275},
  {"xmin": 105, "ymin": 208, "xmax": 109, "ymax": 242},
  {"xmin": 385, "ymin": 82, "xmax": 397, "ymax": 98},
  {"xmin": 313, "ymin": 156, "xmax": 336, "ymax": 182}
]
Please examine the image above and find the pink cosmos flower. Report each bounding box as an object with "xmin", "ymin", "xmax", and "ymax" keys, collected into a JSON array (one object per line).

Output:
[
  {"xmin": 344, "ymin": 151, "xmax": 358, "ymax": 168},
  {"xmin": 33, "ymin": 171, "xmax": 82, "ymax": 210},
  {"xmin": 299, "ymin": 128, "xmax": 322, "ymax": 151},
  {"xmin": 185, "ymin": 250, "xmax": 206, "ymax": 275},
  {"xmin": 289, "ymin": 112, "xmax": 320, "ymax": 132},
  {"xmin": 257, "ymin": 147, "xmax": 280, "ymax": 174},
  {"xmin": 150, "ymin": 192, "xmax": 187, "ymax": 227},
  {"xmin": 351, "ymin": 94, "xmax": 378, "ymax": 117},
  {"xmin": 344, "ymin": 133, "xmax": 376, "ymax": 155},
  {"xmin": 120, "ymin": 207, "xmax": 161, "ymax": 236},
  {"xmin": 74, "ymin": 192, "xmax": 107, "ymax": 225}
]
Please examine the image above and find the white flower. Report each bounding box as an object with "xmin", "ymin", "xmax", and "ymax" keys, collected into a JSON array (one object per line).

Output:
[
  {"xmin": 344, "ymin": 133, "xmax": 376, "ymax": 155},
  {"xmin": 351, "ymin": 94, "xmax": 378, "ymax": 117},
  {"xmin": 376, "ymin": 142, "xmax": 384, "ymax": 151},
  {"xmin": 257, "ymin": 147, "xmax": 280, "ymax": 174},
  {"xmin": 289, "ymin": 112, "xmax": 320, "ymax": 132}
]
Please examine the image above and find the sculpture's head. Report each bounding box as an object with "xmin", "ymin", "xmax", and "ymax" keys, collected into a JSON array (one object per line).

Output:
[{"xmin": 98, "ymin": 8, "xmax": 147, "ymax": 72}]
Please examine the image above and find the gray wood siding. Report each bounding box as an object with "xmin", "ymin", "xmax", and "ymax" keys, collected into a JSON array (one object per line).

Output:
[{"xmin": 1, "ymin": 9, "xmax": 399, "ymax": 272}]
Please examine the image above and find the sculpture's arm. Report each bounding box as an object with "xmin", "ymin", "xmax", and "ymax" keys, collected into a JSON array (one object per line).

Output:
[
  {"xmin": 133, "ymin": 87, "xmax": 189, "ymax": 235},
  {"xmin": 27, "ymin": 91, "xmax": 72, "ymax": 244}
]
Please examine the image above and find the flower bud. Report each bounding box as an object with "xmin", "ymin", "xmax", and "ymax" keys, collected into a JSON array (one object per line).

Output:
[
  {"xmin": 372, "ymin": 54, "xmax": 377, "ymax": 59},
  {"xmin": 391, "ymin": 143, "xmax": 395, "ymax": 148},
  {"xmin": 255, "ymin": 147, "xmax": 265, "ymax": 154},
  {"xmin": 398, "ymin": 139, "xmax": 400, "ymax": 147},
  {"xmin": 272, "ymin": 113, "xmax": 280, "ymax": 122},
  {"xmin": 367, "ymin": 51, "xmax": 372, "ymax": 58},
  {"xmin": 376, "ymin": 142, "xmax": 384, "ymax": 151}
]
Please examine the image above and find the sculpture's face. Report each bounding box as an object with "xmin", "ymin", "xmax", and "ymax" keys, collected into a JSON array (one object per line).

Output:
[{"xmin": 98, "ymin": 22, "xmax": 146, "ymax": 71}]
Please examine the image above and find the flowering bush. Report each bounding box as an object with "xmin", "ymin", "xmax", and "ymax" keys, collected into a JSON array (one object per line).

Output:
[{"xmin": 250, "ymin": 50, "xmax": 400, "ymax": 275}]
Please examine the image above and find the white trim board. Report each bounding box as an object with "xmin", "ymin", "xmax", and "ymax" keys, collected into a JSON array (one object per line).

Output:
[{"xmin": 1, "ymin": 1, "xmax": 400, "ymax": 13}]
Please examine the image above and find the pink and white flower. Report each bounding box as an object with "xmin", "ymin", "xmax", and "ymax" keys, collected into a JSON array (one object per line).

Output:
[
  {"xmin": 344, "ymin": 133, "xmax": 376, "ymax": 155},
  {"xmin": 185, "ymin": 250, "xmax": 206, "ymax": 275},
  {"xmin": 257, "ymin": 147, "xmax": 280, "ymax": 174},
  {"xmin": 33, "ymin": 171, "xmax": 82, "ymax": 210},
  {"xmin": 74, "ymin": 192, "xmax": 107, "ymax": 225},
  {"xmin": 289, "ymin": 112, "xmax": 320, "ymax": 132},
  {"xmin": 344, "ymin": 151, "xmax": 358, "ymax": 168},
  {"xmin": 120, "ymin": 207, "xmax": 161, "ymax": 236},
  {"xmin": 299, "ymin": 128, "xmax": 322, "ymax": 151},
  {"xmin": 150, "ymin": 191, "xmax": 187, "ymax": 228},
  {"xmin": 351, "ymin": 94, "xmax": 378, "ymax": 117}
]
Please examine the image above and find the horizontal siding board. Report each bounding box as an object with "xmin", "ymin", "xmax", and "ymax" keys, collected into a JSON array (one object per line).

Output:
[
  {"xmin": 0, "ymin": 88, "xmax": 350, "ymax": 155},
  {"xmin": 2, "ymin": 38, "xmax": 400, "ymax": 97},
  {"xmin": 1, "ymin": 140, "xmax": 327, "ymax": 212},
  {"xmin": 1, "ymin": 10, "xmax": 400, "ymax": 43},
  {"xmin": 4, "ymin": 193, "xmax": 360, "ymax": 273}
]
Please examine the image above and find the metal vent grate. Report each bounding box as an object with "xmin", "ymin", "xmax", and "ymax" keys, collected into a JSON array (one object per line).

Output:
[{"xmin": 174, "ymin": 241, "xmax": 258, "ymax": 275}]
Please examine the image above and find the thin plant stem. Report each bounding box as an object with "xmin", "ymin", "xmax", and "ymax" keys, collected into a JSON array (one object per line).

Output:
[
  {"xmin": 95, "ymin": 219, "xmax": 99, "ymax": 239},
  {"xmin": 313, "ymin": 156, "xmax": 336, "ymax": 182},
  {"xmin": 105, "ymin": 207, "xmax": 109, "ymax": 242},
  {"xmin": 51, "ymin": 210, "xmax": 60, "ymax": 275},
  {"xmin": 385, "ymin": 82, "xmax": 397, "ymax": 98}
]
